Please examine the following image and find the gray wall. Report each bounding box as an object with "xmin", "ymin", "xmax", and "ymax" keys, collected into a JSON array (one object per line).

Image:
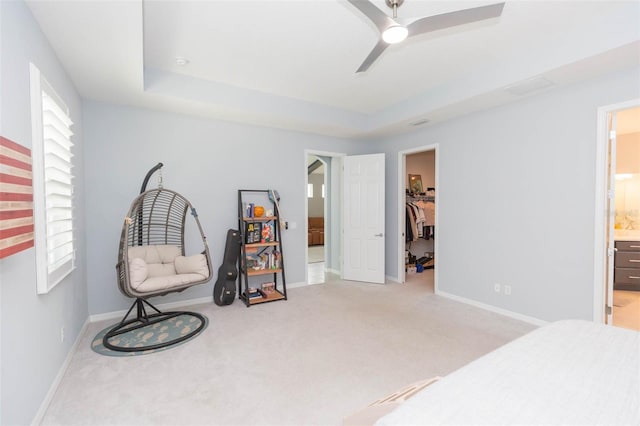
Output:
[
  {"xmin": 0, "ymin": 2, "xmax": 88, "ymax": 424},
  {"xmin": 372, "ymin": 66, "xmax": 640, "ymax": 323},
  {"xmin": 83, "ymin": 102, "xmax": 363, "ymax": 315},
  {"xmin": 2, "ymin": 1, "xmax": 639, "ymax": 422}
]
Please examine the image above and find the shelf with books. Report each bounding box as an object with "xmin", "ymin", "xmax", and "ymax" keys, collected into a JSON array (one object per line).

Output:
[
  {"xmin": 242, "ymin": 289, "xmax": 286, "ymax": 305},
  {"xmin": 237, "ymin": 189, "xmax": 287, "ymax": 308},
  {"xmin": 242, "ymin": 216, "xmax": 278, "ymax": 222},
  {"xmin": 242, "ymin": 220, "xmax": 277, "ymax": 245},
  {"xmin": 247, "ymin": 268, "xmax": 283, "ymax": 277},
  {"xmin": 246, "ymin": 242, "xmax": 279, "ymax": 248}
]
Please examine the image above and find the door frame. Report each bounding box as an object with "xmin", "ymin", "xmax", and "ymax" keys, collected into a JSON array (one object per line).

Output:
[
  {"xmin": 304, "ymin": 149, "xmax": 345, "ymax": 284},
  {"xmin": 397, "ymin": 143, "xmax": 439, "ymax": 287},
  {"xmin": 593, "ymin": 98, "xmax": 640, "ymax": 323}
]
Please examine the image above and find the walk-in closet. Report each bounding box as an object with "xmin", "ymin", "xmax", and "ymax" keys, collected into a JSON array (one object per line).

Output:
[{"xmin": 405, "ymin": 149, "xmax": 436, "ymax": 291}]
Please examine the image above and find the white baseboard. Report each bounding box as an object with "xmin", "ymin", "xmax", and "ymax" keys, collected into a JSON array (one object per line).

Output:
[
  {"xmin": 436, "ymin": 290, "xmax": 548, "ymax": 327},
  {"xmin": 32, "ymin": 319, "xmax": 90, "ymax": 426},
  {"xmin": 385, "ymin": 274, "xmax": 401, "ymax": 283},
  {"xmin": 89, "ymin": 296, "xmax": 214, "ymax": 323},
  {"xmin": 287, "ymin": 281, "xmax": 311, "ymax": 289},
  {"xmin": 288, "ymin": 281, "xmax": 333, "ymax": 289}
]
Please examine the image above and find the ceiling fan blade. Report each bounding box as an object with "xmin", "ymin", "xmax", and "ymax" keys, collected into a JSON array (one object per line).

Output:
[
  {"xmin": 356, "ymin": 40, "xmax": 389, "ymax": 73},
  {"xmin": 404, "ymin": 2, "xmax": 505, "ymax": 37},
  {"xmin": 346, "ymin": 0, "xmax": 396, "ymax": 32}
]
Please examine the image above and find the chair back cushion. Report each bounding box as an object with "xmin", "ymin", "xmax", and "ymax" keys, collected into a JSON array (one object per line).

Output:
[
  {"xmin": 128, "ymin": 245, "xmax": 181, "ymax": 278},
  {"xmin": 129, "ymin": 257, "xmax": 149, "ymax": 289},
  {"xmin": 126, "ymin": 245, "xmax": 210, "ymax": 292},
  {"xmin": 175, "ymin": 254, "xmax": 209, "ymax": 278}
]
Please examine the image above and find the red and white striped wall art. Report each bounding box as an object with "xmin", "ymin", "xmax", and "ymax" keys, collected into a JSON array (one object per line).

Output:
[{"xmin": 0, "ymin": 136, "xmax": 34, "ymax": 259}]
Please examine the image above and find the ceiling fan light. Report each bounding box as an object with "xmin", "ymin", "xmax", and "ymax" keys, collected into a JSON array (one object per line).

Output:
[{"xmin": 382, "ymin": 25, "xmax": 408, "ymax": 44}]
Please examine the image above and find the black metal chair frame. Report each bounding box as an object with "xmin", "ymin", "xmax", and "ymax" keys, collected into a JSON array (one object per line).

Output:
[{"xmin": 102, "ymin": 299, "xmax": 206, "ymax": 352}]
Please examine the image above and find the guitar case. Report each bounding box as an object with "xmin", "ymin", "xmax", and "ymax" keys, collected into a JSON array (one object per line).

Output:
[{"xmin": 213, "ymin": 229, "xmax": 241, "ymax": 306}]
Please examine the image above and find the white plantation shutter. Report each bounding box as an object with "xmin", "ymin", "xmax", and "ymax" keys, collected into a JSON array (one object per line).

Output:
[
  {"xmin": 43, "ymin": 92, "xmax": 74, "ymax": 277},
  {"xmin": 31, "ymin": 63, "xmax": 75, "ymax": 293}
]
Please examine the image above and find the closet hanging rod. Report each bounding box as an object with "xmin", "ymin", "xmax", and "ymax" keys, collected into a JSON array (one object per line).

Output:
[{"xmin": 406, "ymin": 195, "xmax": 435, "ymax": 201}]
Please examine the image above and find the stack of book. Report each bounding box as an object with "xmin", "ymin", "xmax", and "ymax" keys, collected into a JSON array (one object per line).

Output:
[
  {"xmin": 246, "ymin": 287, "xmax": 266, "ymax": 299},
  {"xmin": 268, "ymin": 250, "xmax": 281, "ymax": 269},
  {"xmin": 245, "ymin": 222, "xmax": 262, "ymax": 244},
  {"xmin": 244, "ymin": 203, "xmax": 256, "ymax": 218}
]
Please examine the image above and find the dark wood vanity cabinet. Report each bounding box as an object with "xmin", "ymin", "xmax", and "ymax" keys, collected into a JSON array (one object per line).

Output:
[{"xmin": 614, "ymin": 241, "xmax": 640, "ymax": 291}]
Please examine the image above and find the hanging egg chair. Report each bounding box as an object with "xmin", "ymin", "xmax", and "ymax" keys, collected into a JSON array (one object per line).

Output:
[{"xmin": 104, "ymin": 163, "xmax": 212, "ymax": 352}]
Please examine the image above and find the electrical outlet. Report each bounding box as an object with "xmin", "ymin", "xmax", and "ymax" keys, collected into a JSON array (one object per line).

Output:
[
  {"xmin": 494, "ymin": 283, "xmax": 501, "ymax": 293},
  {"xmin": 504, "ymin": 285, "xmax": 512, "ymax": 295},
  {"xmin": 60, "ymin": 327, "xmax": 65, "ymax": 343}
]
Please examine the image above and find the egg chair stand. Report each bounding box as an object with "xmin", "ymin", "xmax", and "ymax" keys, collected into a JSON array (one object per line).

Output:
[
  {"xmin": 102, "ymin": 299, "xmax": 206, "ymax": 352},
  {"xmin": 103, "ymin": 163, "xmax": 212, "ymax": 353}
]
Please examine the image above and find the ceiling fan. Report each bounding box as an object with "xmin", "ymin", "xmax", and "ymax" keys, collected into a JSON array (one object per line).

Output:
[{"xmin": 347, "ymin": 0, "xmax": 505, "ymax": 73}]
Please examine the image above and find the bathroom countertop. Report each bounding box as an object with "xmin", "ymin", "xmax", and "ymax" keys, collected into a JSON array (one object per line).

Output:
[{"xmin": 614, "ymin": 230, "xmax": 640, "ymax": 242}]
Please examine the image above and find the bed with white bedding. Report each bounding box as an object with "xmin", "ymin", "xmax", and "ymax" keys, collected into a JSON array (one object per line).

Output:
[{"xmin": 353, "ymin": 320, "xmax": 640, "ymax": 425}]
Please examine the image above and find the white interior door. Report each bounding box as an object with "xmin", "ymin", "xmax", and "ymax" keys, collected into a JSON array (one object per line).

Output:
[
  {"xmin": 605, "ymin": 112, "xmax": 617, "ymax": 324},
  {"xmin": 343, "ymin": 153, "xmax": 385, "ymax": 283}
]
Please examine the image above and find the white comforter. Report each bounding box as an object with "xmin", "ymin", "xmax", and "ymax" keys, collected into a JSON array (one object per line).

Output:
[{"xmin": 378, "ymin": 320, "xmax": 640, "ymax": 425}]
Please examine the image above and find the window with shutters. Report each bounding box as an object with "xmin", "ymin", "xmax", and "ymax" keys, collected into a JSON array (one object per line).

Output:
[{"xmin": 29, "ymin": 63, "xmax": 75, "ymax": 294}]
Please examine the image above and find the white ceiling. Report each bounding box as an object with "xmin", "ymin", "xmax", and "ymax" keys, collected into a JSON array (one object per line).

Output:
[{"xmin": 26, "ymin": 0, "xmax": 640, "ymax": 139}]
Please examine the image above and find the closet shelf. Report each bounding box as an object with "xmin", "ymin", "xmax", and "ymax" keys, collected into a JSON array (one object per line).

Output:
[{"xmin": 406, "ymin": 195, "xmax": 435, "ymax": 202}]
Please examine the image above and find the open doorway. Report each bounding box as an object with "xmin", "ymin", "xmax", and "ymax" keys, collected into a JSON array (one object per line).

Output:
[
  {"xmin": 595, "ymin": 101, "xmax": 640, "ymax": 331},
  {"xmin": 307, "ymin": 155, "xmax": 326, "ymax": 284},
  {"xmin": 305, "ymin": 151, "xmax": 344, "ymax": 285},
  {"xmin": 609, "ymin": 106, "xmax": 640, "ymax": 330},
  {"xmin": 398, "ymin": 144, "xmax": 438, "ymax": 293}
]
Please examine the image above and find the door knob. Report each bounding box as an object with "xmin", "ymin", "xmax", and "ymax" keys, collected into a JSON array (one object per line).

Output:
[{"xmin": 374, "ymin": 233, "xmax": 384, "ymax": 237}]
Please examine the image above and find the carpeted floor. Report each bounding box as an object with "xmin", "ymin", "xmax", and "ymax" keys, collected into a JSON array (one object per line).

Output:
[{"xmin": 42, "ymin": 273, "xmax": 535, "ymax": 425}]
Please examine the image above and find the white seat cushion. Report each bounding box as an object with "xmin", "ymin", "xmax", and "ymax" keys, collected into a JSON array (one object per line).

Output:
[
  {"xmin": 134, "ymin": 273, "xmax": 207, "ymax": 293},
  {"xmin": 127, "ymin": 245, "xmax": 208, "ymax": 292}
]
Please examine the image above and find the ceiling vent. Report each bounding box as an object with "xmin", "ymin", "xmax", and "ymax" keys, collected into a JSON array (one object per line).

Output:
[
  {"xmin": 504, "ymin": 77, "xmax": 554, "ymax": 96},
  {"xmin": 410, "ymin": 118, "xmax": 430, "ymax": 127}
]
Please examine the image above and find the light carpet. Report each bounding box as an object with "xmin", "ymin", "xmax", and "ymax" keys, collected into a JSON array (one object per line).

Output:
[{"xmin": 42, "ymin": 273, "xmax": 535, "ymax": 425}]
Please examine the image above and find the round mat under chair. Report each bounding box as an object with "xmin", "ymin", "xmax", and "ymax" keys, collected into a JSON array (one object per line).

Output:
[{"xmin": 91, "ymin": 313, "xmax": 208, "ymax": 357}]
